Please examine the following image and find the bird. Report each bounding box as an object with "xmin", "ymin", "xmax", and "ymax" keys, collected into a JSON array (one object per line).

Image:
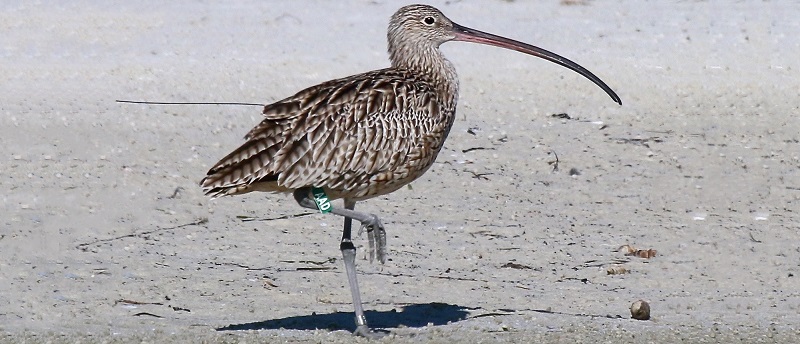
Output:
[{"xmin": 200, "ymin": 4, "xmax": 621, "ymax": 337}]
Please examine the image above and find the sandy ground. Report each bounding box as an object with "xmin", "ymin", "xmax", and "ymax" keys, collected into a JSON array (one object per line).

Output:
[{"xmin": 2, "ymin": 0, "xmax": 799, "ymax": 342}]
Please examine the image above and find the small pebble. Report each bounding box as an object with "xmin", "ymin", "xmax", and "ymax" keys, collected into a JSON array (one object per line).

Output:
[{"xmin": 630, "ymin": 300, "xmax": 651, "ymax": 320}]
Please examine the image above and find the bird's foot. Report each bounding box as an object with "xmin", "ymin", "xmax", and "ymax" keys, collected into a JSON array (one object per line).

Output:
[
  {"xmin": 358, "ymin": 214, "xmax": 387, "ymax": 264},
  {"xmin": 353, "ymin": 324, "xmax": 389, "ymax": 338}
]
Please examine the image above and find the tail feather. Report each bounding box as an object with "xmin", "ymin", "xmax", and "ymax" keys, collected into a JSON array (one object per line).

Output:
[{"xmin": 200, "ymin": 165, "xmax": 280, "ymax": 198}]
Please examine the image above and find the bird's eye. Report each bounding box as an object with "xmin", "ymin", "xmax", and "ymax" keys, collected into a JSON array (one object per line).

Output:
[{"xmin": 423, "ymin": 16, "xmax": 435, "ymax": 25}]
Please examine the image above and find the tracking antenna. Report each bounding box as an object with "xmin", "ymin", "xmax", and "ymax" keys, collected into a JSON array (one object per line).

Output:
[{"xmin": 116, "ymin": 99, "xmax": 265, "ymax": 106}]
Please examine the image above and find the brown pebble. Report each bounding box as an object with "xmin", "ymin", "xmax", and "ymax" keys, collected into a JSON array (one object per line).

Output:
[
  {"xmin": 633, "ymin": 249, "xmax": 657, "ymax": 259},
  {"xmin": 630, "ymin": 300, "xmax": 651, "ymax": 320}
]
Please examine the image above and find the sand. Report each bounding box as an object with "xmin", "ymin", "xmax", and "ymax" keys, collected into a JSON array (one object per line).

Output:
[{"xmin": 2, "ymin": 0, "xmax": 799, "ymax": 342}]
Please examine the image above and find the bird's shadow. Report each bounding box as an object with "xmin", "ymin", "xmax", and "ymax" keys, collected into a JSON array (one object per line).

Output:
[{"xmin": 216, "ymin": 302, "xmax": 469, "ymax": 332}]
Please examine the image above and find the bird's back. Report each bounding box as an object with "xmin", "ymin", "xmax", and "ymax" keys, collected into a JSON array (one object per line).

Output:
[{"xmin": 200, "ymin": 68, "xmax": 458, "ymax": 201}]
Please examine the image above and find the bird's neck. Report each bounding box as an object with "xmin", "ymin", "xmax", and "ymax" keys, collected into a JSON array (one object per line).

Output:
[{"xmin": 390, "ymin": 45, "xmax": 459, "ymax": 106}]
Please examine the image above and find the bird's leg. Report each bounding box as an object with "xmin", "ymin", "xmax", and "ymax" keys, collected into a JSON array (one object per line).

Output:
[
  {"xmin": 292, "ymin": 188, "xmax": 387, "ymax": 338},
  {"xmin": 292, "ymin": 188, "xmax": 387, "ymax": 263},
  {"xmin": 340, "ymin": 199, "xmax": 382, "ymax": 337},
  {"xmin": 360, "ymin": 217, "xmax": 387, "ymax": 265}
]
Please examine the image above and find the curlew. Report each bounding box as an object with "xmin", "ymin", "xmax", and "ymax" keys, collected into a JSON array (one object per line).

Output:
[{"xmin": 200, "ymin": 4, "xmax": 621, "ymax": 337}]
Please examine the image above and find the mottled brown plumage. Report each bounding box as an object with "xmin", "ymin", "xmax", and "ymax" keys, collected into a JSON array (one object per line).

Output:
[
  {"xmin": 200, "ymin": 4, "xmax": 620, "ymax": 337},
  {"xmin": 201, "ymin": 69, "xmax": 453, "ymax": 201},
  {"xmin": 201, "ymin": 7, "xmax": 460, "ymax": 202}
]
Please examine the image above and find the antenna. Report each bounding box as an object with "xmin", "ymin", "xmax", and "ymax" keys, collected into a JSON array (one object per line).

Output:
[{"xmin": 116, "ymin": 100, "xmax": 265, "ymax": 106}]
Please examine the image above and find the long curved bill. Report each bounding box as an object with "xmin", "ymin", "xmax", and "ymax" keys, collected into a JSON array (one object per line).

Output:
[{"xmin": 452, "ymin": 22, "xmax": 622, "ymax": 105}]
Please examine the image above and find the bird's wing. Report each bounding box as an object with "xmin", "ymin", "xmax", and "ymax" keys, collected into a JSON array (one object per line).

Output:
[{"xmin": 200, "ymin": 69, "xmax": 449, "ymax": 197}]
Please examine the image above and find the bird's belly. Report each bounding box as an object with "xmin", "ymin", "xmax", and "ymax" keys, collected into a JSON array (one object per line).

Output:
[
  {"xmin": 326, "ymin": 153, "xmax": 441, "ymax": 202},
  {"xmin": 327, "ymin": 112, "xmax": 457, "ymax": 201}
]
